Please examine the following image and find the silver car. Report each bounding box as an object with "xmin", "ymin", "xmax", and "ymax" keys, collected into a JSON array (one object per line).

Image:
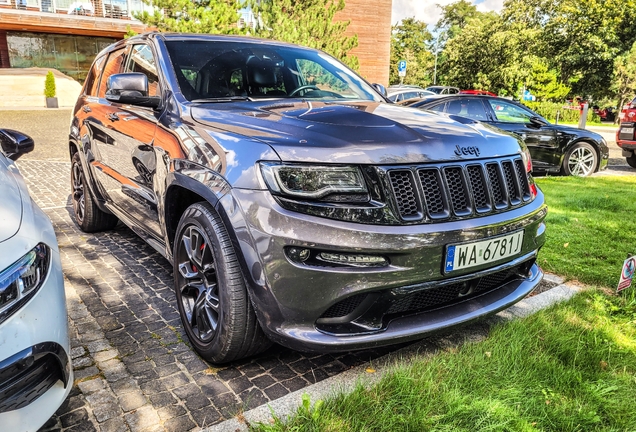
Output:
[{"xmin": 0, "ymin": 129, "xmax": 72, "ymax": 431}]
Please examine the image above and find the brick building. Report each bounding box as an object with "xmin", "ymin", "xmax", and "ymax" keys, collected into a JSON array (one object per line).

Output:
[{"xmin": 0, "ymin": 0, "xmax": 392, "ymax": 85}]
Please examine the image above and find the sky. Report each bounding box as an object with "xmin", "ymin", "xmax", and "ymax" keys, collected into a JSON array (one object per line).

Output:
[{"xmin": 391, "ymin": 0, "xmax": 505, "ymax": 27}]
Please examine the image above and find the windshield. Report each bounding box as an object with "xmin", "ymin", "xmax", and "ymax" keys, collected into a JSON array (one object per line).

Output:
[{"xmin": 164, "ymin": 40, "xmax": 383, "ymax": 102}]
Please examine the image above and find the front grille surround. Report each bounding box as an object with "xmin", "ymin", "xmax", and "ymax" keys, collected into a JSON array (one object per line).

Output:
[{"xmin": 386, "ymin": 156, "xmax": 533, "ymax": 222}]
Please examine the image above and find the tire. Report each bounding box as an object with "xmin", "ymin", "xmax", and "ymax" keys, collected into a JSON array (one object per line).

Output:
[
  {"xmin": 71, "ymin": 152, "xmax": 118, "ymax": 232},
  {"xmin": 627, "ymin": 152, "xmax": 636, "ymax": 169},
  {"xmin": 173, "ymin": 202, "xmax": 271, "ymax": 363},
  {"xmin": 561, "ymin": 142, "xmax": 597, "ymax": 177}
]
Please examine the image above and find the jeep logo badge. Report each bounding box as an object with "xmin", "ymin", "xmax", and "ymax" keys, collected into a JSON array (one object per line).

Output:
[{"xmin": 454, "ymin": 145, "xmax": 480, "ymax": 157}]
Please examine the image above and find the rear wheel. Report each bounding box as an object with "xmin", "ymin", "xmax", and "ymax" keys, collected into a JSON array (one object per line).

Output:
[
  {"xmin": 626, "ymin": 152, "xmax": 636, "ymax": 169},
  {"xmin": 562, "ymin": 142, "xmax": 597, "ymax": 177},
  {"xmin": 173, "ymin": 202, "xmax": 271, "ymax": 363},
  {"xmin": 71, "ymin": 152, "xmax": 118, "ymax": 232}
]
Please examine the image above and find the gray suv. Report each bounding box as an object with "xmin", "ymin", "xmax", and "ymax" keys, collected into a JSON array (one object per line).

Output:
[{"xmin": 69, "ymin": 33, "xmax": 547, "ymax": 363}]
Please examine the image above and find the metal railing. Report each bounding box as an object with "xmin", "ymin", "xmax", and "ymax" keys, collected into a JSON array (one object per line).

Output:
[{"xmin": 4, "ymin": 0, "xmax": 156, "ymax": 20}]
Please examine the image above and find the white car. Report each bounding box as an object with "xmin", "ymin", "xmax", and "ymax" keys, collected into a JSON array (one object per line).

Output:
[{"xmin": 0, "ymin": 129, "xmax": 72, "ymax": 431}]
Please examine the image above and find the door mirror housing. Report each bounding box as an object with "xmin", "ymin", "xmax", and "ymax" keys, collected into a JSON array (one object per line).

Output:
[
  {"xmin": 105, "ymin": 73, "xmax": 160, "ymax": 108},
  {"xmin": 372, "ymin": 83, "xmax": 387, "ymax": 97},
  {"xmin": 0, "ymin": 129, "xmax": 34, "ymax": 161},
  {"xmin": 528, "ymin": 116, "xmax": 548, "ymax": 128}
]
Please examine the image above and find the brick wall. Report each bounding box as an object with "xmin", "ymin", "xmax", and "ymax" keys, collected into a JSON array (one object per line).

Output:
[
  {"xmin": 0, "ymin": 31, "xmax": 9, "ymax": 68},
  {"xmin": 336, "ymin": 0, "xmax": 392, "ymax": 86}
]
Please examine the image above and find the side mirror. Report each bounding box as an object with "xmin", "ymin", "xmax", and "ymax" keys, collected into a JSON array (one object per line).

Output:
[
  {"xmin": 372, "ymin": 83, "xmax": 387, "ymax": 97},
  {"xmin": 528, "ymin": 116, "xmax": 548, "ymax": 128},
  {"xmin": 0, "ymin": 129, "xmax": 34, "ymax": 161},
  {"xmin": 105, "ymin": 73, "xmax": 160, "ymax": 108}
]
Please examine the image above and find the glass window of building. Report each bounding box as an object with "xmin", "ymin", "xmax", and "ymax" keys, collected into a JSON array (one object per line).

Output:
[{"xmin": 97, "ymin": 48, "xmax": 127, "ymax": 98}]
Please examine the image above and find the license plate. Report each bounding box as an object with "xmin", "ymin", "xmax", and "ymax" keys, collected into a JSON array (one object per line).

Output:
[
  {"xmin": 620, "ymin": 127, "xmax": 634, "ymax": 138},
  {"xmin": 444, "ymin": 230, "xmax": 524, "ymax": 273}
]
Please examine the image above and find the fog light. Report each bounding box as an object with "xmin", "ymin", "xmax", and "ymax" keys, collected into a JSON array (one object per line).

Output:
[
  {"xmin": 319, "ymin": 252, "xmax": 388, "ymax": 267},
  {"xmin": 287, "ymin": 247, "xmax": 310, "ymax": 262}
]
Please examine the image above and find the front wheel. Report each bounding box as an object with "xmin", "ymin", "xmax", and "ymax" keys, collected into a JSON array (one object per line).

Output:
[
  {"xmin": 626, "ymin": 152, "xmax": 636, "ymax": 169},
  {"xmin": 562, "ymin": 142, "xmax": 597, "ymax": 177},
  {"xmin": 173, "ymin": 202, "xmax": 271, "ymax": 363}
]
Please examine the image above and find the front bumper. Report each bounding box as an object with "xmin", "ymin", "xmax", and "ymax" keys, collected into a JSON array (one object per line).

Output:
[
  {"xmin": 229, "ymin": 187, "xmax": 547, "ymax": 352},
  {"xmin": 0, "ymin": 247, "xmax": 72, "ymax": 431}
]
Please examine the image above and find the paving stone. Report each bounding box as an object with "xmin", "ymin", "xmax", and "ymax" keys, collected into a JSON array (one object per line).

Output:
[
  {"xmin": 227, "ymin": 376, "xmax": 252, "ymax": 394},
  {"xmin": 78, "ymin": 378, "xmax": 105, "ymax": 395},
  {"xmin": 282, "ymin": 376, "xmax": 309, "ymax": 392},
  {"xmin": 85, "ymin": 389, "xmax": 117, "ymax": 407},
  {"xmin": 161, "ymin": 373, "xmax": 190, "ymax": 390},
  {"xmin": 73, "ymin": 356, "xmax": 94, "ymax": 369},
  {"xmin": 164, "ymin": 415, "xmax": 196, "ymax": 432},
  {"xmin": 238, "ymin": 388, "xmax": 268, "ymax": 411},
  {"xmin": 74, "ymin": 366, "xmax": 100, "ymax": 381},
  {"xmin": 92, "ymin": 401, "xmax": 122, "ymax": 423},
  {"xmin": 124, "ymin": 405, "xmax": 160, "ymax": 432},
  {"xmin": 190, "ymin": 407, "xmax": 221, "ymax": 428},
  {"xmin": 70, "ymin": 346, "xmax": 87, "ymax": 359},
  {"xmin": 99, "ymin": 417, "xmax": 129, "ymax": 432},
  {"xmin": 149, "ymin": 392, "xmax": 177, "ymax": 408},
  {"xmin": 157, "ymin": 404, "xmax": 186, "ymax": 421},
  {"xmin": 94, "ymin": 349, "xmax": 119, "ymax": 363},
  {"xmin": 264, "ymin": 383, "xmax": 289, "ymax": 400},
  {"xmin": 60, "ymin": 408, "xmax": 89, "ymax": 428},
  {"xmin": 118, "ymin": 390, "xmax": 147, "ymax": 412},
  {"xmin": 110, "ymin": 378, "xmax": 138, "ymax": 395}
]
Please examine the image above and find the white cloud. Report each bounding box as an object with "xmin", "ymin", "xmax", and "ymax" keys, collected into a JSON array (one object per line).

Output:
[{"xmin": 391, "ymin": 0, "xmax": 504, "ymax": 27}]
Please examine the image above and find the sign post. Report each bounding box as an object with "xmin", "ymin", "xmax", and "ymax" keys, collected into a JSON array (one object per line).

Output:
[
  {"xmin": 617, "ymin": 255, "xmax": 636, "ymax": 292},
  {"xmin": 398, "ymin": 60, "xmax": 407, "ymax": 85}
]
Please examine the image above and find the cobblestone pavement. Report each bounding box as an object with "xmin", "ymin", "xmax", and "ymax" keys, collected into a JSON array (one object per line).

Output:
[{"xmin": 16, "ymin": 160, "xmax": 399, "ymax": 432}]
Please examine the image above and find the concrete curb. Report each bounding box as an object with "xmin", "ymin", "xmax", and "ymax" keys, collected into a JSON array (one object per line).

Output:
[{"xmin": 205, "ymin": 277, "xmax": 584, "ymax": 432}]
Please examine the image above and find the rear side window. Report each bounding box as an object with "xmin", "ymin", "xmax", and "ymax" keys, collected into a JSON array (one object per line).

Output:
[
  {"xmin": 446, "ymin": 98, "xmax": 489, "ymax": 121},
  {"xmin": 85, "ymin": 55, "xmax": 106, "ymax": 97},
  {"xmin": 125, "ymin": 44, "xmax": 160, "ymax": 97},
  {"xmin": 97, "ymin": 48, "xmax": 126, "ymax": 98}
]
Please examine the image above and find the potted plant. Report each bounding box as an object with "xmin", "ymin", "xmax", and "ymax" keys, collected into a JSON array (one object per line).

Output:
[{"xmin": 44, "ymin": 71, "xmax": 58, "ymax": 108}]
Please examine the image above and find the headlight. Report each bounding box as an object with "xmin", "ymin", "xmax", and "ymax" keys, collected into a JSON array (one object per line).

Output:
[
  {"xmin": 260, "ymin": 163, "xmax": 368, "ymax": 200},
  {"xmin": 0, "ymin": 243, "xmax": 50, "ymax": 324},
  {"xmin": 521, "ymin": 148, "xmax": 532, "ymax": 173}
]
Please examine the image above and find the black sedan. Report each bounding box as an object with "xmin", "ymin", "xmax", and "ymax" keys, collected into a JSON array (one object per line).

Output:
[{"xmin": 401, "ymin": 95, "xmax": 609, "ymax": 176}]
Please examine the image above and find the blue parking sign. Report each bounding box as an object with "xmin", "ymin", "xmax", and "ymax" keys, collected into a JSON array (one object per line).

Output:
[{"xmin": 398, "ymin": 60, "xmax": 407, "ymax": 72}]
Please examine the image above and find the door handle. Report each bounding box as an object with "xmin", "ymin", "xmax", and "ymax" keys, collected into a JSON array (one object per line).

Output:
[
  {"xmin": 107, "ymin": 113, "xmax": 119, "ymax": 122},
  {"xmin": 82, "ymin": 105, "xmax": 91, "ymax": 113}
]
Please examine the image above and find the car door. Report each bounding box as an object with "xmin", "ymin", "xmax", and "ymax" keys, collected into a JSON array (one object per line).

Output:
[
  {"xmin": 92, "ymin": 43, "xmax": 163, "ymax": 239},
  {"xmin": 484, "ymin": 99, "xmax": 559, "ymax": 170}
]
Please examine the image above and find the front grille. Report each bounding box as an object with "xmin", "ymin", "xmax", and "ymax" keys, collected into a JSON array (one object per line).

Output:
[
  {"xmin": 388, "ymin": 157, "xmax": 532, "ymax": 221},
  {"xmin": 0, "ymin": 354, "xmax": 63, "ymax": 413},
  {"xmin": 386, "ymin": 263, "xmax": 526, "ymax": 316}
]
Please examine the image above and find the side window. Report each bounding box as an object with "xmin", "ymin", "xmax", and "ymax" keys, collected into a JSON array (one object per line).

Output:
[
  {"xmin": 488, "ymin": 100, "xmax": 534, "ymax": 123},
  {"xmin": 85, "ymin": 55, "xmax": 106, "ymax": 96},
  {"xmin": 446, "ymin": 98, "xmax": 489, "ymax": 121},
  {"xmin": 403, "ymin": 91, "xmax": 418, "ymax": 100},
  {"xmin": 125, "ymin": 44, "xmax": 160, "ymax": 97},
  {"xmin": 296, "ymin": 59, "xmax": 354, "ymax": 96},
  {"xmin": 427, "ymin": 102, "xmax": 446, "ymax": 113},
  {"xmin": 97, "ymin": 48, "xmax": 126, "ymax": 98}
]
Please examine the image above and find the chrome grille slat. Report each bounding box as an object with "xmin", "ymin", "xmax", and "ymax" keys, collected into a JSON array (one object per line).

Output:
[{"xmin": 387, "ymin": 157, "xmax": 532, "ymax": 222}]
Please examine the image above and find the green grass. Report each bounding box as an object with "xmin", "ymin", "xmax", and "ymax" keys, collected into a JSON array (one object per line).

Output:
[
  {"xmin": 535, "ymin": 175, "xmax": 636, "ymax": 288},
  {"xmin": 251, "ymin": 175, "xmax": 636, "ymax": 432},
  {"xmin": 254, "ymin": 290, "xmax": 636, "ymax": 431}
]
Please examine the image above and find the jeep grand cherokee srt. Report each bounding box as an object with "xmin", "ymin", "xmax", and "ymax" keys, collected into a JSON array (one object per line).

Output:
[{"xmin": 69, "ymin": 33, "xmax": 547, "ymax": 363}]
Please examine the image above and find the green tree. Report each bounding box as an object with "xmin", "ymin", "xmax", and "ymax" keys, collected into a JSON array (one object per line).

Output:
[
  {"xmin": 250, "ymin": 0, "xmax": 359, "ymax": 71},
  {"xmin": 135, "ymin": 0, "xmax": 243, "ymax": 34},
  {"xmin": 612, "ymin": 41, "xmax": 636, "ymax": 121},
  {"xmin": 389, "ymin": 18, "xmax": 434, "ymax": 86},
  {"xmin": 435, "ymin": 0, "xmax": 480, "ymax": 40}
]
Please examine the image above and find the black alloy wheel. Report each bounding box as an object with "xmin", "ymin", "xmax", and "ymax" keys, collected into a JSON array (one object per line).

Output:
[
  {"xmin": 70, "ymin": 152, "xmax": 118, "ymax": 232},
  {"xmin": 176, "ymin": 225, "xmax": 220, "ymax": 343},
  {"xmin": 71, "ymin": 158, "xmax": 85, "ymax": 224},
  {"xmin": 173, "ymin": 202, "xmax": 271, "ymax": 363}
]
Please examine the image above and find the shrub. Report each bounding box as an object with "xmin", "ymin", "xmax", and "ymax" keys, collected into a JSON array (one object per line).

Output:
[
  {"xmin": 522, "ymin": 101, "xmax": 601, "ymax": 124},
  {"xmin": 44, "ymin": 71, "xmax": 56, "ymax": 98}
]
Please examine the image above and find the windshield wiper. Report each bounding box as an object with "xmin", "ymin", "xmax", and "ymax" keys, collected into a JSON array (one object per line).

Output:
[{"xmin": 191, "ymin": 96, "xmax": 253, "ymax": 103}]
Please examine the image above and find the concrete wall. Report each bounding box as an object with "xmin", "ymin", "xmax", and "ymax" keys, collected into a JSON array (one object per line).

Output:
[
  {"xmin": 337, "ymin": 0, "xmax": 392, "ymax": 86},
  {"xmin": 0, "ymin": 68, "xmax": 82, "ymax": 107}
]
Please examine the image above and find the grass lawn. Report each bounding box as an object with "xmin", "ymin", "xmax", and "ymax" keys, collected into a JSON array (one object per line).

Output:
[{"xmin": 252, "ymin": 176, "xmax": 636, "ymax": 432}]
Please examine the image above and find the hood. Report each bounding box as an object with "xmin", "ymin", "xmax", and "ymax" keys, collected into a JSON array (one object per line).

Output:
[
  {"xmin": 0, "ymin": 157, "xmax": 23, "ymax": 242},
  {"xmin": 191, "ymin": 101, "xmax": 524, "ymax": 164},
  {"xmin": 551, "ymin": 124, "xmax": 604, "ymax": 140}
]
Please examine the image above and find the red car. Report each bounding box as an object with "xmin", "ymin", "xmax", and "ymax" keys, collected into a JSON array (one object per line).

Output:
[
  {"xmin": 619, "ymin": 96, "xmax": 636, "ymax": 123},
  {"xmin": 460, "ymin": 89, "xmax": 497, "ymax": 96},
  {"xmin": 616, "ymin": 121, "xmax": 636, "ymax": 168}
]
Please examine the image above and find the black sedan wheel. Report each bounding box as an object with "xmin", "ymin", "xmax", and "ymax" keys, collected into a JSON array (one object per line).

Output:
[
  {"xmin": 562, "ymin": 142, "xmax": 597, "ymax": 177},
  {"xmin": 70, "ymin": 152, "xmax": 118, "ymax": 232},
  {"xmin": 173, "ymin": 202, "xmax": 271, "ymax": 363}
]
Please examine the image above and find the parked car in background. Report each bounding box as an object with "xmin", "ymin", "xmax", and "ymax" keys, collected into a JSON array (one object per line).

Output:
[
  {"xmin": 0, "ymin": 129, "xmax": 72, "ymax": 431},
  {"xmin": 425, "ymin": 85, "xmax": 460, "ymax": 94},
  {"xmin": 592, "ymin": 105, "xmax": 616, "ymax": 122},
  {"xmin": 616, "ymin": 122, "xmax": 636, "ymax": 168},
  {"xmin": 403, "ymin": 95, "xmax": 609, "ymax": 177},
  {"xmin": 387, "ymin": 86, "xmax": 434, "ymax": 102},
  {"xmin": 460, "ymin": 89, "xmax": 497, "ymax": 96},
  {"xmin": 70, "ymin": 33, "xmax": 547, "ymax": 363}
]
